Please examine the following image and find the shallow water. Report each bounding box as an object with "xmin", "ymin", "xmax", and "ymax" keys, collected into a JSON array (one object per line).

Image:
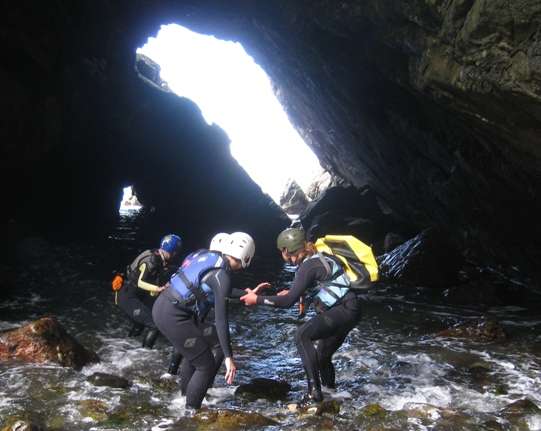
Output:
[{"xmin": 1, "ymin": 216, "xmax": 541, "ymax": 430}]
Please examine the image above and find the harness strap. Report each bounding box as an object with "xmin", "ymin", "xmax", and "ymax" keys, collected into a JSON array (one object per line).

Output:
[{"xmin": 177, "ymin": 270, "xmax": 208, "ymax": 305}]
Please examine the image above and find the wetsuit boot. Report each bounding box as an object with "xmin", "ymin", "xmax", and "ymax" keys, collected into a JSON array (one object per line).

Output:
[
  {"xmin": 167, "ymin": 350, "xmax": 183, "ymax": 375},
  {"xmin": 300, "ymin": 378, "xmax": 323, "ymax": 406},
  {"xmin": 142, "ymin": 328, "xmax": 160, "ymax": 348},
  {"xmin": 128, "ymin": 322, "xmax": 144, "ymax": 337}
]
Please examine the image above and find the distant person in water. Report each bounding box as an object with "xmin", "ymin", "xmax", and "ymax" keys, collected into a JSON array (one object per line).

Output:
[
  {"xmin": 241, "ymin": 228, "xmax": 365, "ymax": 405},
  {"xmin": 153, "ymin": 232, "xmax": 269, "ymax": 409},
  {"xmin": 117, "ymin": 234, "xmax": 182, "ymax": 348}
]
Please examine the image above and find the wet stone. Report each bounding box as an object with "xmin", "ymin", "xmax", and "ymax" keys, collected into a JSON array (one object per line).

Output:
[
  {"xmin": 184, "ymin": 408, "xmax": 278, "ymax": 430},
  {"xmin": 234, "ymin": 377, "xmax": 291, "ymax": 401},
  {"xmin": 355, "ymin": 403, "xmax": 409, "ymax": 429},
  {"xmin": 288, "ymin": 399, "xmax": 341, "ymax": 416},
  {"xmin": 436, "ymin": 318, "xmax": 507, "ymax": 342},
  {"xmin": 501, "ymin": 398, "xmax": 541, "ymax": 417},
  {"xmin": 1, "ymin": 417, "xmax": 46, "ymax": 431},
  {"xmin": 87, "ymin": 372, "xmax": 130, "ymax": 389},
  {"xmin": 78, "ymin": 399, "xmax": 109, "ymax": 422},
  {"xmin": 0, "ymin": 316, "xmax": 99, "ymax": 370}
]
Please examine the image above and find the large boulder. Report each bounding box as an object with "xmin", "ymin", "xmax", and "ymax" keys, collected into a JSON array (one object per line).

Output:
[
  {"xmin": 378, "ymin": 227, "xmax": 463, "ymax": 288},
  {"xmin": 0, "ymin": 316, "xmax": 99, "ymax": 370}
]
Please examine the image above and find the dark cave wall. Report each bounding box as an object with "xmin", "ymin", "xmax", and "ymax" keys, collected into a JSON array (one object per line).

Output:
[
  {"xmin": 0, "ymin": 1, "xmax": 288, "ymax": 250},
  {"xmin": 1, "ymin": 1, "xmax": 541, "ymax": 269}
]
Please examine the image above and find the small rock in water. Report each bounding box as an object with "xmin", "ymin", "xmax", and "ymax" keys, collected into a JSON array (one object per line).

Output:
[
  {"xmin": 78, "ymin": 399, "xmax": 109, "ymax": 422},
  {"xmin": 436, "ymin": 318, "xmax": 507, "ymax": 342},
  {"xmin": 0, "ymin": 316, "xmax": 99, "ymax": 370},
  {"xmin": 1, "ymin": 417, "xmax": 45, "ymax": 431},
  {"xmin": 189, "ymin": 408, "xmax": 278, "ymax": 430},
  {"xmin": 288, "ymin": 399, "xmax": 341, "ymax": 416},
  {"xmin": 234, "ymin": 378, "xmax": 291, "ymax": 401},
  {"xmin": 87, "ymin": 372, "xmax": 130, "ymax": 389}
]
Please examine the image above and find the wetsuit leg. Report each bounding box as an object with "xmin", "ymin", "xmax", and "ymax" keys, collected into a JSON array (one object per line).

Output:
[
  {"xmin": 118, "ymin": 295, "xmax": 156, "ymax": 329},
  {"xmin": 295, "ymin": 295, "xmax": 361, "ymax": 399},
  {"xmin": 315, "ymin": 332, "xmax": 348, "ymax": 388},
  {"xmin": 153, "ymin": 295, "xmax": 218, "ymax": 409},
  {"xmin": 179, "ymin": 322, "xmax": 223, "ymax": 393}
]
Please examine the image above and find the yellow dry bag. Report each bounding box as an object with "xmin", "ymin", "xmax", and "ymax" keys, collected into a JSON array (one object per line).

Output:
[{"xmin": 314, "ymin": 235, "xmax": 379, "ymax": 287}]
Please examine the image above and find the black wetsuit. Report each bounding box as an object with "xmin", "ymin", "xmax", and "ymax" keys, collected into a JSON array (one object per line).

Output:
[
  {"xmin": 117, "ymin": 249, "xmax": 172, "ymax": 345},
  {"xmin": 152, "ymin": 266, "xmax": 245, "ymax": 409},
  {"xmin": 256, "ymin": 256, "xmax": 363, "ymax": 400}
]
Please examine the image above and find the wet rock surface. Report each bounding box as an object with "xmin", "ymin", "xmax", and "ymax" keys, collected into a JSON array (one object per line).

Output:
[
  {"xmin": 234, "ymin": 377, "xmax": 291, "ymax": 401},
  {"xmin": 378, "ymin": 227, "xmax": 463, "ymax": 288},
  {"xmin": 1, "ymin": 417, "xmax": 46, "ymax": 431},
  {"xmin": 437, "ymin": 318, "xmax": 507, "ymax": 342},
  {"xmin": 0, "ymin": 316, "xmax": 99, "ymax": 370},
  {"xmin": 87, "ymin": 372, "xmax": 130, "ymax": 389},
  {"xmin": 174, "ymin": 408, "xmax": 278, "ymax": 430}
]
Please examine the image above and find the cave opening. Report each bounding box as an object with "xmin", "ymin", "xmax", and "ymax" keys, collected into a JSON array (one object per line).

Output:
[
  {"xmin": 119, "ymin": 185, "xmax": 142, "ymax": 216},
  {"xmin": 137, "ymin": 23, "xmax": 325, "ymax": 205}
]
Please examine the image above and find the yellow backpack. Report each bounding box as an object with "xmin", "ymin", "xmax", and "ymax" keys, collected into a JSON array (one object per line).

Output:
[{"xmin": 314, "ymin": 235, "xmax": 379, "ymax": 288}]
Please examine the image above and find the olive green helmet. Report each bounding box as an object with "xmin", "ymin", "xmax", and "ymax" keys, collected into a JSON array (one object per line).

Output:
[{"xmin": 276, "ymin": 228, "xmax": 306, "ymax": 253}]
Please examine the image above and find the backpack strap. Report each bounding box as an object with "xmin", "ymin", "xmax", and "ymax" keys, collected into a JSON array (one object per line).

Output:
[
  {"xmin": 314, "ymin": 254, "xmax": 346, "ymax": 302},
  {"xmin": 177, "ymin": 270, "xmax": 208, "ymax": 305}
]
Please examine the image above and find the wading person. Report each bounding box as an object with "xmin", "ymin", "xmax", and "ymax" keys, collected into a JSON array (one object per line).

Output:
[
  {"xmin": 117, "ymin": 234, "xmax": 182, "ymax": 348},
  {"xmin": 241, "ymin": 228, "xmax": 373, "ymax": 404},
  {"xmin": 153, "ymin": 232, "xmax": 265, "ymax": 409}
]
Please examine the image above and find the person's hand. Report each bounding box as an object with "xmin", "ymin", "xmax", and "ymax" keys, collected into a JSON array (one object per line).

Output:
[
  {"xmin": 224, "ymin": 357, "xmax": 237, "ymax": 384},
  {"xmin": 157, "ymin": 285, "xmax": 167, "ymax": 293},
  {"xmin": 240, "ymin": 290, "xmax": 258, "ymax": 306},
  {"xmin": 277, "ymin": 290, "xmax": 289, "ymax": 296},
  {"xmin": 249, "ymin": 282, "xmax": 271, "ymax": 294}
]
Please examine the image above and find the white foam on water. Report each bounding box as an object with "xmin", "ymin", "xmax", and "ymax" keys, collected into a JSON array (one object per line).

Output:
[
  {"xmin": 527, "ymin": 414, "xmax": 541, "ymax": 430},
  {"xmin": 382, "ymin": 385, "xmax": 453, "ymax": 411}
]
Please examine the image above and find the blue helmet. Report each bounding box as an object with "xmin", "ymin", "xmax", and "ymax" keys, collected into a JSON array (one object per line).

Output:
[{"xmin": 160, "ymin": 234, "xmax": 182, "ymax": 255}]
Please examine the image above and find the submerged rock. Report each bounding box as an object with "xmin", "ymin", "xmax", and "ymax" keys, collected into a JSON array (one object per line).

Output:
[
  {"xmin": 437, "ymin": 318, "xmax": 507, "ymax": 342},
  {"xmin": 191, "ymin": 408, "xmax": 278, "ymax": 430},
  {"xmin": 87, "ymin": 372, "xmax": 130, "ymax": 389},
  {"xmin": 287, "ymin": 399, "xmax": 341, "ymax": 416},
  {"xmin": 78, "ymin": 399, "xmax": 109, "ymax": 422},
  {"xmin": 1, "ymin": 417, "xmax": 46, "ymax": 431},
  {"xmin": 235, "ymin": 378, "xmax": 291, "ymax": 401},
  {"xmin": 500, "ymin": 399, "xmax": 541, "ymax": 430},
  {"xmin": 378, "ymin": 227, "xmax": 463, "ymax": 288},
  {"xmin": 354, "ymin": 403, "xmax": 409, "ymax": 429},
  {"xmin": 0, "ymin": 316, "xmax": 99, "ymax": 370}
]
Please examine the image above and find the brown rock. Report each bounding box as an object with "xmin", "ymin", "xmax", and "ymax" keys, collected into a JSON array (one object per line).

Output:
[
  {"xmin": 0, "ymin": 316, "xmax": 99, "ymax": 370},
  {"xmin": 437, "ymin": 318, "xmax": 507, "ymax": 342}
]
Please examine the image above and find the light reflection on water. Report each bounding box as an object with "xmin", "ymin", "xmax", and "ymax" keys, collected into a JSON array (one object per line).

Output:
[{"xmin": 1, "ymin": 224, "xmax": 541, "ymax": 430}]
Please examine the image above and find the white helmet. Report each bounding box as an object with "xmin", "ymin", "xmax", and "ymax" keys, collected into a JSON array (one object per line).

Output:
[
  {"xmin": 223, "ymin": 232, "xmax": 255, "ymax": 268},
  {"xmin": 209, "ymin": 232, "xmax": 230, "ymax": 253}
]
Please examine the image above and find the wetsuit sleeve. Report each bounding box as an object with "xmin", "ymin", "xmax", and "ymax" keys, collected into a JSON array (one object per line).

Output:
[
  {"xmin": 229, "ymin": 287, "xmax": 247, "ymax": 299},
  {"xmin": 137, "ymin": 263, "xmax": 162, "ymax": 292},
  {"xmin": 256, "ymin": 258, "xmax": 327, "ymax": 308},
  {"xmin": 204, "ymin": 269, "xmax": 233, "ymax": 358}
]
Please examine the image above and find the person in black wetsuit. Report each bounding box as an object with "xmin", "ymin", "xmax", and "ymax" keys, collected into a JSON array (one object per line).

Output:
[
  {"xmin": 117, "ymin": 234, "xmax": 182, "ymax": 348},
  {"xmin": 241, "ymin": 227, "xmax": 365, "ymax": 404},
  {"xmin": 153, "ymin": 232, "xmax": 267, "ymax": 409}
]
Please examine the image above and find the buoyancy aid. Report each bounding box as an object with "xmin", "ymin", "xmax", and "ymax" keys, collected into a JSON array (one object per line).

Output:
[
  {"xmin": 169, "ymin": 250, "xmax": 227, "ymax": 317},
  {"xmin": 307, "ymin": 253, "xmax": 351, "ymax": 308}
]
